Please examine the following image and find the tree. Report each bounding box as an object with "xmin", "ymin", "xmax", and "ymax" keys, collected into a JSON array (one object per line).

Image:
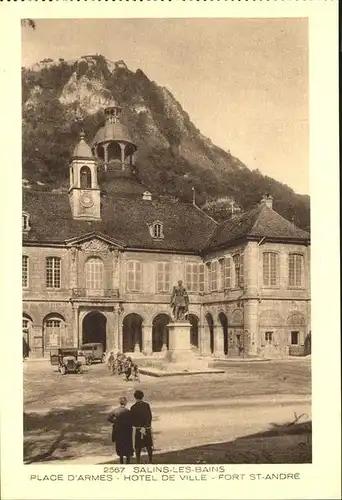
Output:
[{"xmin": 21, "ymin": 19, "xmax": 36, "ymax": 30}]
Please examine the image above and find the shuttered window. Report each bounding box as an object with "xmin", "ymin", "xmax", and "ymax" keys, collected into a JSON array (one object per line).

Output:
[
  {"xmin": 288, "ymin": 254, "xmax": 303, "ymax": 287},
  {"xmin": 224, "ymin": 256, "xmax": 232, "ymax": 289},
  {"xmin": 86, "ymin": 258, "xmax": 104, "ymax": 292},
  {"xmin": 263, "ymin": 252, "xmax": 279, "ymax": 286},
  {"xmin": 156, "ymin": 262, "xmax": 171, "ymax": 292},
  {"xmin": 186, "ymin": 263, "xmax": 205, "ymax": 292},
  {"xmin": 233, "ymin": 253, "xmax": 244, "ymax": 288},
  {"xmin": 127, "ymin": 261, "xmax": 142, "ymax": 292}
]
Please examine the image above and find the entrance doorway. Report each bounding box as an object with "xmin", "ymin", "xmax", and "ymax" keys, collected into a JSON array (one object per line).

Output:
[
  {"xmin": 122, "ymin": 313, "xmax": 143, "ymax": 353},
  {"xmin": 187, "ymin": 314, "xmax": 199, "ymax": 348},
  {"xmin": 82, "ymin": 311, "xmax": 107, "ymax": 351},
  {"xmin": 152, "ymin": 314, "xmax": 171, "ymax": 352},
  {"xmin": 23, "ymin": 314, "xmax": 32, "ymax": 358}
]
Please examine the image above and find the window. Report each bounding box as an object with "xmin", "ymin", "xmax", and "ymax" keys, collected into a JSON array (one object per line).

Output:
[
  {"xmin": 218, "ymin": 258, "xmax": 224, "ymax": 289},
  {"xmin": 154, "ymin": 223, "xmax": 162, "ymax": 238},
  {"xmin": 85, "ymin": 257, "xmax": 104, "ymax": 293},
  {"xmin": 127, "ymin": 261, "xmax": 142, "ymax": 292},
  {"xmin": 224, "ymin": 256, "xmax": 232, "ymax": 289},
  {"xmin": 291, "ymin": 331, "xmax": 299, "ymax": 345},
  {"xmin": 22, "ymin": 255, "xmax": 29, "ymax": 288},
  {"xmin": 46, "ymin": 257, "xmax": 61, "ymax": 289},
  {"xmin": 22, "ymin": 213, "xmax": 30, "ymax": 231},
  {"xmin": 80, "ymin": 166, "xmax": 92, "ymax": 189},
  {"xmin": 185, "ymin": 263, "xmax": 205, "ymax": 292},
  {"xmin": 208, "ymin": 261, "xmax": 218, "ymax": 292},
  {"xmin": 288, "ymin": 253, "xmax": 303, "ymax": 287},
  {"xmin": 156, "ymin": 262, "xmax": 171, "ymax": 292},
  {"xmin": 233, "ymin": 253, "xmax": 244, "ymax": 288},
  {"xmin": 263, "ymin": 252, "xmax": 279, "ymax": 287},
  {"xmin": 265, "ymin": 331, "xmax": 273, "ymax": 344},
  {"xmin": 45, "ymin": 318, "xmax": 61, "ymax": 348},
  {"xmin": 149, "ymin": 221, "xmax": 164, "ymax": 239}
]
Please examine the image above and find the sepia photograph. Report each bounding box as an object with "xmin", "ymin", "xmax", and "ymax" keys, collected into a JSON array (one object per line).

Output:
[{"xmin": 21, "ymin": 17, "xmax": 312, "ymax": 467}]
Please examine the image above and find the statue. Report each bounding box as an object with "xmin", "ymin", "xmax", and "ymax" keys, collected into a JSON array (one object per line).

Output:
[{"xmin": 170, "ymin": 280, "xmax": 189, "ymax": 320}]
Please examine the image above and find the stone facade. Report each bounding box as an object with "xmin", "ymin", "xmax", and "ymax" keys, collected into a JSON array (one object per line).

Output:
[{"xmin": 22, "ymin": 236, "xmax": 310, "ymax": 359}]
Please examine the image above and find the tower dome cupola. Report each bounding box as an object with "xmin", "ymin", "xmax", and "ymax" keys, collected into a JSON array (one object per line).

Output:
[
  {"xmin": 72, "ymin": 130, "xmax": 93, "ymax": 159},
  {"xmin": 104, "ymin": 104, "xmax": 123, "ymax": 125},
  {"xmin": 91, "ymin": 104, "xmax": 137, "ymax": 173}
]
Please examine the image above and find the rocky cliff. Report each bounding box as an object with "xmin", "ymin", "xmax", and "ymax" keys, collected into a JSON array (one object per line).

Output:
[{"xmin": 22, "ymin": 54, "xmax": 310, "ymax": 229}]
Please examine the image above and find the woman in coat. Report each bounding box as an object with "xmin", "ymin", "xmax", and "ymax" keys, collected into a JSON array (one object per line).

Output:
[{"xmin": 107, "ymin": 396, "xmax": 133, "ymax": 464}]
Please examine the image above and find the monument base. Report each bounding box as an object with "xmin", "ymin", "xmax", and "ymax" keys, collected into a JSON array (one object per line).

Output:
[{"xmin": 166, "ymin": 321, "xmax": 193, "ymax": 363}]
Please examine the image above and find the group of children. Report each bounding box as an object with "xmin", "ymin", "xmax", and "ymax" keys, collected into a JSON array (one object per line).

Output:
[{"xmin": 107, "ymin": 351, "xmax": 140, "ymax": 382}]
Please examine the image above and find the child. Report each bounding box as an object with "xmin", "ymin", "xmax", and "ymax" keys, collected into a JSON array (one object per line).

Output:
[{"xmin": 133, "ymin": 363, "xmax": 140, "ymax": 382}]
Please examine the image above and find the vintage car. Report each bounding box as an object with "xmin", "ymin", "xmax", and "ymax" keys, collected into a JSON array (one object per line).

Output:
[
  {"xmin": 50, "ymin": 348, "xmax": 82, "ymax": 375},
  {"xmin": 80, "ymin": 343, "xmax": 105, "ymax": 365}
]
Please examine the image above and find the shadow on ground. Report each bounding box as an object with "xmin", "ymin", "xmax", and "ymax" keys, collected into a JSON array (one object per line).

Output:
[
  {"xmin": 24, "ymin": 402, "xmax": 311, "ymax": 464},
  {"xmin": 149, "ymin": 421, "xmax": 312, "ymax": 464},
  {"xmin": 24, "ymin": 403, "xmax": 114, "ymax": 463}
]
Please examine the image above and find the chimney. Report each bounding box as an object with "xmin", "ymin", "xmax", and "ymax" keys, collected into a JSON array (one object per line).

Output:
[
  {"xmin": 260, "ymin": 193, "xmax": 274, "ymax": 209},
  {"xmin": 192, "ymin": 186, "xmax": 196, "ymax": 206},
  {"xmin": 142, "ymin": 190, "xmax": 152, "ymax": 201}
]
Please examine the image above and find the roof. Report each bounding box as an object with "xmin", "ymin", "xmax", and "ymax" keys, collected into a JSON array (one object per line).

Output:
[
  {"xmin": 99, "ymin": 170, "xmax": 148, "ymax": 196},
  {"xmin": 22, "ymin": 191, "xmax": 216, "ymax": 252},
  {"xmin": 92, "ymin": 122, "xmax": 135, "ymax": 146},
  {"xmin": 205, "ymin": 204, "xmax": 310, "ymax": 251},
  {"xmin": 72, "ymin": 134, "xmax": 93, "ymax": 159}
]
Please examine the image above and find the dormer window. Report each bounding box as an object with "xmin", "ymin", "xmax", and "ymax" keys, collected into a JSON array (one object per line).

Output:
[
  {"xmin": 148, "ymin": 221, "xmax": 164, "ymax": 240},
  {"xmin": 22, "ymin": 212, "xmax": 30, "ymax": 232}
]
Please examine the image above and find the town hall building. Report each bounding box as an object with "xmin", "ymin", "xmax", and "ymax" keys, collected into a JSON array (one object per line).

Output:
[{"xmin": 22, "ymin": 104, "xmax": 311, "ymax": 359}]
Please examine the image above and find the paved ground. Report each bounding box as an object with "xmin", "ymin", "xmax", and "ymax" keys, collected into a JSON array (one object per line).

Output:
[{"xmin": 23, "ymin": 358, "xmax": 311, "ymax": 464}]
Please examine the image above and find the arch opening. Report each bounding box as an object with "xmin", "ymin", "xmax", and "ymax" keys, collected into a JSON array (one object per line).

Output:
[
  {"xmin": 23, "ymin": 313, "xmax": 33, "ymax": 358},
  {"xmin": 82, "ymin": 311, "xmax": 107, "ymax": 351},
  {"xmin": 187, "ymin": 314, "xmax": 199, "ymax": 348},
  {"xmin": 122, "ymin": 313, "xmax": 143, "ymax": 353},
  {"xmin": 80, "ymin": 166, "xmax": 92, "ymax": 189},
  {"xmin": 205, "ymin": 313, "xmax": 214, "ymax": 354},
  {"xmin": 107, "ymin": 142, "xmax": 121, "ymax": 162},
  {"xmin": 43, "ymin": 313, "xmax": 65, "ymax": 352},
  {"xmin": 152, "ymin": 314, "xmax": 171, "ymax": 353},
  {"xmin": 219, "ymin": 312, "xmax": 229, "ymax": 355},
  {"xmin": 97, "ymin": 145, "xmax": 104, "ymax": 160}
]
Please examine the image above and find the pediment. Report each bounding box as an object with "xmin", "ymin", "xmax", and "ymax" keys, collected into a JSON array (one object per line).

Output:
[{"xmin": 65, "ymin": 231, "xmax": 125, "ymax": 253}]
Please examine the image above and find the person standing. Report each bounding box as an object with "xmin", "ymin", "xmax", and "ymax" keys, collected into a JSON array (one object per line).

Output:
[
  {"xmin": 107, "ymin": 351, "xmax": 115, "ymax": 374},
  {"xmin": 124, "ymin": 356, "xmax": 133, "ymax": 382},
  {"xmin": 107, "ymin": 397, "xmax": 133, "ymax": 464},
  {"xmin": 130, "ymin": 390, "xmax": 153, "ymax": 464}
]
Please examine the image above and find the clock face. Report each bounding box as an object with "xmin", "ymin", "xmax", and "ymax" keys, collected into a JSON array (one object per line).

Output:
[{"xmin": 80, "ymin": 192, "xmax": 94, "ymax": 208}]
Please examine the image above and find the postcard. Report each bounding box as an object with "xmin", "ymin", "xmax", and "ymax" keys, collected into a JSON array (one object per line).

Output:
[{"xmin": 0, "ymin": 1, "xmax": 340, "ymax": 499}]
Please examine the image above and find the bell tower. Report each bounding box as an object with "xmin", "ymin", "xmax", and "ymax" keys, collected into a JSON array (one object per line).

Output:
[
  {"xmin": 91, "ymin": 104, "xmax": 137, "ymax": 173},
  {"xmin": 69, "ymin": 131, "xmax": 101, "ymax": 220}
]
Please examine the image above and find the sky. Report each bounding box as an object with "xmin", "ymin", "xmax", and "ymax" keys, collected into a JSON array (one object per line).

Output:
[{"xmin": 22, "ymin": 18, "xmax": 309, "ymax": 194}]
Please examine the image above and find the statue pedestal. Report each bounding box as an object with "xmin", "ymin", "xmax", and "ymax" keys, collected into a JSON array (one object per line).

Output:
[{"xmin": 166, "ymin": 321, "xmax": 192, "ymax": 363}]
